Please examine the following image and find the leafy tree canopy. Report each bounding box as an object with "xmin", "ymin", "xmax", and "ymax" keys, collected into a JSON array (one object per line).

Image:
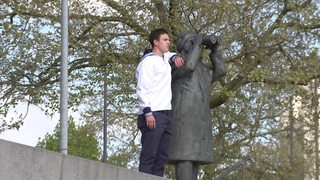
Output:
[
  {"xmin": 1, "ymin": 0, "xmax": 319, "ymax": 129},
  {"xmin": 1, "ymin": 0, "xmax": 320, "ymax": 178},
  {"xmin": 36, "ymin": 117, "xmax": 100, "ymax": 161}
]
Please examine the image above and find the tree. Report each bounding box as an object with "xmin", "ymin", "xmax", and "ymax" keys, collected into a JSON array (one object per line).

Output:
[
  {"xmin": 36, "ymin": 117, "xmax": 100, "ymax": 161},
  {"xmin": 1, "ymin": 0, "xmax": 318, "ymax": 130},
  {"xmin": 1, "ymin": 0, "xmax": 320, "ymax": 178}
]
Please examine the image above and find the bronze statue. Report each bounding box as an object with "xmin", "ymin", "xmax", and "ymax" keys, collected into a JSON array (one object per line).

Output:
[{"xmin": 168, "ymin": 31, "xmax": 226, "ymax": 180}]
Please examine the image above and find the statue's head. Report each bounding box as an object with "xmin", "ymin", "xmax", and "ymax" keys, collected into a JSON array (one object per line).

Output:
[{"xmin": 176, "ymin": 31, "xmax": 197, "ymax": 53}]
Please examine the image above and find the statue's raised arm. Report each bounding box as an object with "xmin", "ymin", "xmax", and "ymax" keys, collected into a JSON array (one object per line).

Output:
[
  {"xmin": 203, "ymin": 35, "xmax": 226, "ymax": 83},
  {"xmin": 172, "ymin": 32, "xmax": 203, "ymax": 78}
]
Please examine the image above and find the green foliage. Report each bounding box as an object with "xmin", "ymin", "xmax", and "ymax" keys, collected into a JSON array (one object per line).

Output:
[
  {"xmin": 36, "ymin": 117, "xmax": 100, "ymax": 161},
  {"xmin": 1, "ymin": 0, "xmax": 320, "ymax": 179}
]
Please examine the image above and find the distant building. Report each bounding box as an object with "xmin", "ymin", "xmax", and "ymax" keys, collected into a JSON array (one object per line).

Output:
[{"xmin": 279, "ymin": 83, "xmax": 320, "ymax": 179}]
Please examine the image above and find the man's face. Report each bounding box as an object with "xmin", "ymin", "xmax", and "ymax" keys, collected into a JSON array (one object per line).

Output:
[{"xmin": 155, "ymin": 33, "xmax": 170, "ymax": 54}]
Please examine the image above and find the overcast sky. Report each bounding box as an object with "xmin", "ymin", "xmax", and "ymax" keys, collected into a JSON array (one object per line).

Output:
[{"xmin": 0, "ymin": 104, "xmax": 71, "ymax": 147}]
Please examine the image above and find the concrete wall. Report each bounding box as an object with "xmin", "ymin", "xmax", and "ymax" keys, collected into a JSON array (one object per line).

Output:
[{"xmin": 0, "ymin": 139, "xmax": 168, "ymax": 180}]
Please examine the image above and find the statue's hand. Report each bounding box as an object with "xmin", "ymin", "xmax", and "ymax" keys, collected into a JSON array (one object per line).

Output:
[{"xmin": 202, "ymin": 35, "xmax": 221, "ymax": 51}]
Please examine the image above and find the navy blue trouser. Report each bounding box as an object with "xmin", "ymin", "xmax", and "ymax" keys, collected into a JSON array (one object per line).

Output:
[{"xmin": 137, "ymin": 111, "xmax": 172, "ymax": 176}]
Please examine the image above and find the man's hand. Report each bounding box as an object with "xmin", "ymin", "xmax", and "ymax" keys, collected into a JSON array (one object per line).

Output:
[
  {"xmin": 174, "ymin": 56, "xmax": 184, "ymax": 68},
  {"xmin": 146, "ymin": 115, "xmax": 156, "ymax": 129}
]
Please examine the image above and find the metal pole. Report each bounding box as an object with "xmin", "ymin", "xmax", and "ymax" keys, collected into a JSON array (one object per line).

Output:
[
  {"xmin": 313, "ymin": 80, "xmax": 319, "ymax": 180},
  {"xmin": 102, "ymin": 75, "xmax": 108, "ymax": 162},
  {"xmin": 60, "ymin": 0, "xmax": 68, "ymax": 155},
  {"xmin": 213, "ymin": 156, "xmax": 254, "ymax": 180}
]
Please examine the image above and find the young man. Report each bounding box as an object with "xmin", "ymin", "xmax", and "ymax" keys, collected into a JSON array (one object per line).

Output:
[{"xmin": 136, "ymin": 28, "xmax": 183, "ymax": 176}]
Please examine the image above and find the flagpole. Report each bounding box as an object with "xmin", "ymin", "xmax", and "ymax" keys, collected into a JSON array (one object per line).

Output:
[{"xmin": 60, "ymin": 0, "xmax": 68, "ymax": 155}]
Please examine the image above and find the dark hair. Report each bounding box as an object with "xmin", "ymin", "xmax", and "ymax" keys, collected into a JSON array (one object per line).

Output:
[{"xmin": 149, "ymin": 28, "xmax": 169, "ymax": 48}]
